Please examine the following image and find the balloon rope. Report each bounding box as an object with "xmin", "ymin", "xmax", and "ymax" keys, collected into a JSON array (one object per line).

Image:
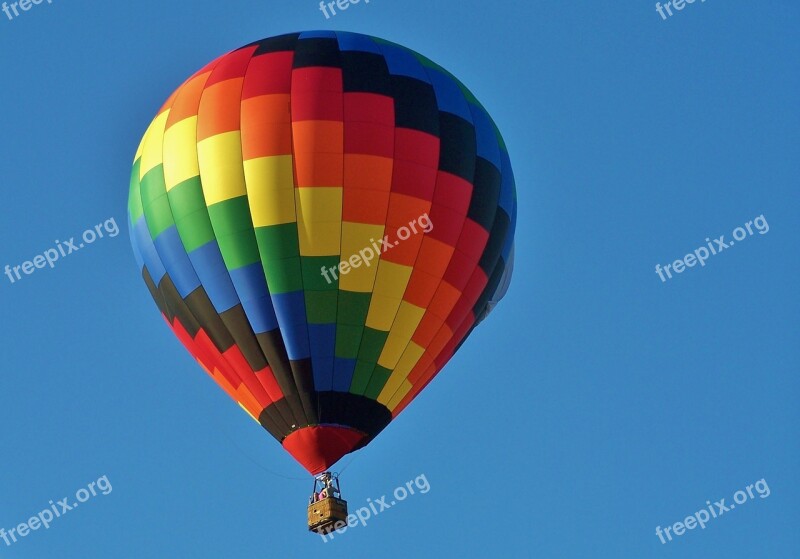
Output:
[{"xmin": 221, "ymin": 426, "xmax": 308, "ymax": 481}]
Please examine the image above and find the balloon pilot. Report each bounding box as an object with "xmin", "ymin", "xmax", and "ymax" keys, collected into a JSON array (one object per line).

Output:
[{"xmin": 307, "ymin": 472, "xmax": 348, "ymax": 534}]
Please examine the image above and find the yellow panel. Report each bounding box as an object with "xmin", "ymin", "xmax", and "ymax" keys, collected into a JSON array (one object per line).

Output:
[
  {"xmin": 298, "ymin": 221, "xmax": 341, "ymax": 256},
  {"xmin": 134, "ymin": 135, "xmax": 146, "ymax": 163},
  {"xmin": 139, "ymin": 111, "xmax": 170, "ymax": 177},
  {"xmin": 163, "ymin": 116, "xmax": 200, "ymax": 191},
  {"xmin": 339, "ymin": 222, "xmax": 385, "ymax": 292},
  {"xmin": 377, "ymin": 303, "xmax": 426, "ymax": 368},
  {"xmin": 243, "ymin": 155, "xmax": 294, "ymax": 190},
  {"xmin": 365, "ymin": 293, "xmax": 403, "ymax": 331},
  {"xmin": 387, "ymin": 379, "xmax": 414, "ymax": 411},
  {"xmin": 197, "ymin": 131, "xmax": 247, "ymax": 205},
  {"xmin": 371, "ymin": 261, "xmax": 413, "ymax": 299},
  {"xmin": 295, "ymin": 187, "xmax": 342, "ymax": 224},
  {"xmin": 377, "ymin": 342, "xmax": 425, "ymax": 403},
  {"xmin": 245, "ymin": 156, "xmax": 297, "ymax": 226}
]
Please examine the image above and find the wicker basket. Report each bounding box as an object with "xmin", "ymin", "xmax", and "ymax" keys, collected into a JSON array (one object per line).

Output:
[{"xmin": 308, "ymin": 497, "xmax": 349, "ymax": 534}]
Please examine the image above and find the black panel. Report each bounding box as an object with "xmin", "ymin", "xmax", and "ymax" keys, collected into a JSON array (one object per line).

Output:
[
  {"xmin": 219, "ymin": 305, "xmax": 268, "ymax": 372},
  {"xmin": 260, "ymin": 405, "xmax": 291, "ymax": 440},
  {"xmin": 477, "ymin": 209, "xmax": 510, "ymax": 273},
  {"xmin": 289, "ymin": 359, "xmax": 320, "ymax": 425},
  {"xmin": 391, "ymin": 76, "xmax": 439, "ymax": 137},
  {"xmin": 182, "ymin": 287, "xmax": 235, "ymax": 352},
  {"xmin": 259, "ymin": 391, "xmax": 393, "ymax": 441},
  {"xmin": 142, "ymin": 267, "xmax": 168, "ymax": 317},
  {"xmin": 439, "ymin": 112, "xmax": 477, "ymax": 182},
  {"xmin": 472, "ymin": 256, "xmax": 506, "ymax": 319},
  {"xmin": 467, "ymin": 157, "xmax": 502, "ymax": 231},
  {"xmin": 249, "ymin": 33, "xmax": 300, "ymax": 56},
  {"xmin": 157, "ymin": 275, "xmax": 207, "ymax": 342},
  {"xmin": 292, "ymin": 38, "xmax": 341, "ymax": 68},
  {"xmin": 255, "ymin": 330, "xmax": 307, "ymax": 429},
  {"xmin": 341, "ymin": 51, "xmax": 392, "ymax": 96}
]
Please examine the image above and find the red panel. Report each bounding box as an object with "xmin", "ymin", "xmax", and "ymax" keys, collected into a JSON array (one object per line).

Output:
[
  {"xmin": 283, "ymin": 425, "xmax": 367, "ymax": 475},
  {"xmin": 455, "ymin": 219, "xmax": 491, "ymax": 259},
  {"xmin": 291, "ymin": 68, "xmax": 343, "ymax": 121},
  {"xmin": 391, "ymin": 159, "xmax": 438, "ymax": 200},
  {"xmin": 205, "ymin": 46, "xmax": 257, "ymax": 88},
  {"xmin": 254, "ymin": 367, "xmax": 284, "ymax": 402},
  {"xmin": 434, "ymin": 171, "xmax": 473, "ymax": 214},
  {"xmin": 344, "ymin": 121, "xmax": 395, "ymax": 158},
  {"xmin": 394, "ymin": 129, "xmax": 440, "ymax": 168},
  {"xmin": 242, "ymin": 52, "xmax": 294, "ymax": 98},
  {"xmin": 221, "ymin": 345, "xmax": 273, "ymax": 409},
  {"xmin": 442, "ymin": 249, "xmax": 477, "ymax": 291},
  {"xmin": 427, "ymin": 204, "xmax": 466, "ymax": 247},
  {"xmin": 343, "ymin": 92, "xmax": 394, "ymax": 125}
]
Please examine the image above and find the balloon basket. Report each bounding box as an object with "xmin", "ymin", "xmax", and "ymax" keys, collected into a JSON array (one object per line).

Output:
[{"xmin": 308, "ymin": 497, "xmax": 348, "ymax": 534}]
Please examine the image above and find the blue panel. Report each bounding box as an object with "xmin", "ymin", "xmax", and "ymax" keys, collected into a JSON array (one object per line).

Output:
[
  {"xmin": 502, "ymin": 203, "xmax": 517, "ymax": 258},
  {"xmin": 241, "ymin": 295, "xmax": 279, "ymax": 333},
  {"xmin": 188, "ymin": 240, "xmax": 239, "ymax": 312},
  {"xmin": 128, "ymin": 216, "xmax": 144, "ymax": 271},
  {"xmin": 272, "ymin": 291, "xmax": 309, "ymax": 360},
  {"xmin": 299, "ymin": 30, "xmax": 337, "ymax": 40},
  {"xmin": 132, "ymin": 215, "xmax": 165, "ymax": 284},
  {"xmin": 308, "ymin": 323, "xmax": 336, "ymax": 358},
  {"xmin": 336, "ymin": 31, "xmax": 381, "ymax": 53},
  {"xmin": 428, "ymin": 68, "xmax": 472, "ymax": 122},
  {"xmin": 153, "ymin": 226, "xmax": 201, "ymax": 298},
  {"xmin": 376, "ymin": 41, "xmax": 430, "ymax": 82},
  {"xmin": 498, "ymin": 148, "xmax": 515, "ymax": 213},
  {"xmin": 331, "ymin": 358, "xmax": 357, "ymax": 392},
  {"xmin": 281, "ymin": 321, "xmax": 310, "ymax": 360},
  {"xmin": 471, "ymin": 107, "xmax": 502, "ymax": 169},
  {"xmin": 229, "ymin": 262, "xmax": 270, "ymax": 303},
  {"xmin": 312, "ymin": 357, "xmax": 334, "ymax": 391}
]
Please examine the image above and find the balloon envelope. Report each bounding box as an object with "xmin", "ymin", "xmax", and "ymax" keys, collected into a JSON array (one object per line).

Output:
[{"xmin": 128, "ymin": 31, "xmax": 517, "ymax": 474}]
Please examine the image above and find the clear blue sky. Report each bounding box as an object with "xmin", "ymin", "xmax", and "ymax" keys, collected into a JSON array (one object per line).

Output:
[{"xmin": 0, "ymin": 1, "xmax": 797, "ymax": 557}]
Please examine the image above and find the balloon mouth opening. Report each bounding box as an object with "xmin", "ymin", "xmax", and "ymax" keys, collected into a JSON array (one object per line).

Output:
[{"xmin": 282, "ymin": 425, "xmax": 368, "ymax": 475}]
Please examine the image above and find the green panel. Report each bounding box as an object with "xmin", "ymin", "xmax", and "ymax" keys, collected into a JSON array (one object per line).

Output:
[
  {"xmin": 141, "ymin": 165, "xmax": 174, "ymax": 238},
  {"xmin": 207, "ymin": 196, "xmax": 255, "ymax": 237},
  {"xmin": 357, "ymin": 327, "xmax": 389, "ymax": 363},
  {"xmin": 349, "ymin": 360, "xmax": 378, "ymax": 394},
  {"xmin": 254, "ymin": 224, "xmax": 300, "ymax": 260},
  {"xmin": 216, "ymin": 230, "xmax": 260, "ymax": 270},
  {"xmin": 175, "ymin": 208, "xmax": 216, "ymax": 253},
  {"xmin": 335, "ymin": 324, "xmax": 363, "ymax": 359},
  {"xmin": 140, "ymin": 165, "xmax": 167, "ymax": 206},
  {"xmin": 302, "ymin": 256, "xmax": 340, "ymax": 291},
  {"xmin": 263, "ymin": 256, "xmax": 303, "ymax": 294},
  {"xmin": 305, "ymin": 290, "xmax": 337, "ymax": 324},
  {"xmin": 167, "ymin": 177, "xmax": 207, "ymax": 220},
  {"xmin": 364, "ymin": 366, "xmax": 393, "ymax": 400},
  {"xmin": 143, "ymin": 193, "xmax": 174, "ymax": 239},
  {"xmin": 128, "ymin": 159, "xmax": 144, "ymax": 222},
  {"xmin": 337, "ymin": 291, "xmax": 371, "ymax": 325}
]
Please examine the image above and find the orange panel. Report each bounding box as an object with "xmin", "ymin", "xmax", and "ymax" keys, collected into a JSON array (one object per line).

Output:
[
  {"xmin": 342, "ymin": 188, "xmax": 391, "ymax": 224},
  {"xmin": 197, "ymin": 78, "xmax": 245, "ymax": 141},
  {"xmin": 344, "ymin": 154, "xmax": 393, "ymax": 191}
]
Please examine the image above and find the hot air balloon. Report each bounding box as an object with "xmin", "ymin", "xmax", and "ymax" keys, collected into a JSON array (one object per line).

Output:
[{"xmin": 128, "ymin": 30, "xmax": 516, "ymax": 534}]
